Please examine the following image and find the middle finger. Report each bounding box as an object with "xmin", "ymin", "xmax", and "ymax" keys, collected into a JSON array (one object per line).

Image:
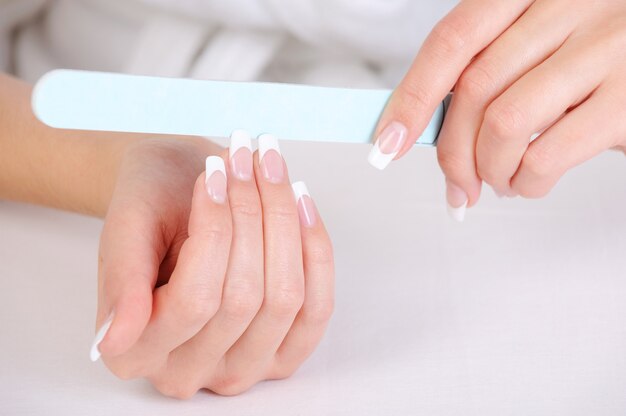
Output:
[{"xmin": 209, "ymin": 134, "xmax": 304, "ymax": 396}]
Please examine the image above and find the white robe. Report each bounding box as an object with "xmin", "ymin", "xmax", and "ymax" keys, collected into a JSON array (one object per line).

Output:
[{"xmin": 0, "ymin": 0, "xmax": 456, "ymax": 87}]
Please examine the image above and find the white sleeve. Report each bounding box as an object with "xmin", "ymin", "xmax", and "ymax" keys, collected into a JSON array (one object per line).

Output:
[
  {"xmin": 138, "ymin": 0, "xmax": 457, "ymax": 63},
  {"xmin": 0, "ymin": 0, "xmax": 47, "ymax": 72},
  {"xmin": 263, "ymin": 0, "xmax": 458, "ymax": 63}
]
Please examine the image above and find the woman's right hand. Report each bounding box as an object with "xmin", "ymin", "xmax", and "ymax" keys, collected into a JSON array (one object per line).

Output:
[
  {"xmin": 92, "ymin": 133, "xmax": 334, "ymax": 398},
  {"xmin": 370, "ymin": 0, "xmax": 626, "ymax": 221}
]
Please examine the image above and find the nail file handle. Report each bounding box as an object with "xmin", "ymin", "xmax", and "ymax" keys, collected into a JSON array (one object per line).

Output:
[{"xmin": 32, "ymin": 69, "xmax": 447, "ymax": 146}]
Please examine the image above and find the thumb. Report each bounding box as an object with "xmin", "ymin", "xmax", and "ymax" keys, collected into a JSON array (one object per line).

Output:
[{"xmin": 90, "ymin": 205, "xmax": 162, "ymax": 361}]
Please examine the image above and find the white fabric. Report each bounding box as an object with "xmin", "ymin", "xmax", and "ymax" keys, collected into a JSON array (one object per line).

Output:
[
  {"xmin": 0, "ymin": 31, "xmax": 8, "ymax": 72},
  {"xmin": 0, "ymin": 0, "xmax": 457, "ymax": 87},
  {"xmin": 125, "ymin": 13, "xmax": 211, "ymax": 77},
  {"xmin": 189, "ymin": 29, "xmax": 284, "ymax": 81}
]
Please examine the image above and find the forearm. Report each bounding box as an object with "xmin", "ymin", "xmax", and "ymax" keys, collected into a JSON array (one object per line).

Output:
[
  {"xmin": 0, "ymin": 73, "xmax": 140, "ymax": 216},
  {"xmin": 0, "ymin": 73, "xmax": 217, "ymax": 217}
]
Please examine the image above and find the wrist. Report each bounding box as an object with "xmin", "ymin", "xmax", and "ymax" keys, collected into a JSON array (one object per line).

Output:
[{"xmin": 0, "ymin": 73, "xmax": 221, "ymax": 217}]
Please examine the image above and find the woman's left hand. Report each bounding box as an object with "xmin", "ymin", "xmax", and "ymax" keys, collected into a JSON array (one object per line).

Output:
[
  {"xmin": 94, "ymin": 137, "xmax": 334, "ymax": 398},
  {"xmin": 369, "ymin": 0, "xmax": 626, "ymax": 220}
]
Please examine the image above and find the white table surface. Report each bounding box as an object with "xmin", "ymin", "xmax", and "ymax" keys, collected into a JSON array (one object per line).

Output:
[{"xmin": 1, "ymin": 142, "xmax": 625, "ymax": 415}]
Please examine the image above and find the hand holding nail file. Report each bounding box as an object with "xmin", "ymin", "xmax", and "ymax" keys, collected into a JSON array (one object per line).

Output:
[{"xmin": 32, "ymin": 69, "xmax": 448, "ymax": 162}]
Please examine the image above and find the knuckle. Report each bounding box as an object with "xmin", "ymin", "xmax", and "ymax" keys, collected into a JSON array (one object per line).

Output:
[
  {"xmin": 229, "ymin": 196, "xmax": 262, "ymax": 220},
  {"xmin": 304, "ymin": 297, "xmax": 335, "ymax": 326},
  {"xmin": 265, "ymin": 205, "xmax": 299, "ymax": 225},
  {"xmin": 437, "ymin": 147, "xmax": 468, "ymax": 178},
  {"xmin": 176, "ymin": 288, "xmax": 221, "ymax": 324},
  {"xmin": 221, "ymin": 282, "xmax": 264, "ymax": 322},
  {"xmin": 515, "ymin": 183, "xmax": 551, "ymax": 200},
  {"xmin": 397, "ymin": 81, "xmax": 433, "ymax": 113},
  {"xmin": 521, "ymin": 147, "xmax": 556, "ymax": 179},
  {"xmin": 483, "ymin": 100, "xmax": 527, "ymax": 141},
  {"xmin": 197, "ymin": 220, "xmax": 232, "ymax": 243},
  {"xmin": 429, "ymin": 15, "xmax": 471, "ymax": 57},
  {"xmin": 514, "ymin": 150, "xmax": 559, "ymax": 199},
  {"xmin": 270, "ymin": 365, "xmax": 297, "ymax": 381},
  {"xmin": 458, "ymin": 62, "xmax": 496, "ymax": 103},
  {"xmin": 210, "ymin": 375, "xmax": 252, "ymax": 396},
  {"xmin": 153, "ymin": 379, "xmax": 199, "ymax": 400},
  {"xmin": 266, "ymin": 283, "xmax": 305, "ymax": 318}
]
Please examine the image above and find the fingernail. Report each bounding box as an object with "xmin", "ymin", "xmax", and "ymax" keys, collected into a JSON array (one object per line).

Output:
[
  {"xmin": 368, "ymin": 121, "xmax": 407, "ymax": 170},
  {"xmin": 446, "ymin": 180, "xmax": 468, "ymax": 223},
  {"xmin": 258, "ymin": 134, "xmax": 284, "ymax": 184},
  {"xmin": 90, "ymin": 312, "xmax": 114, "ymax": 362},
  {"xmin": 229, "ymin": 130, "xmax": 253, "ymax": 181},
  {"xmin": 205, "ymin": 156, "xmax": 227, "ymax": 204},
  {"xmin": 292, "ymin": 181, "xmax": 318, "ymax": 228}
]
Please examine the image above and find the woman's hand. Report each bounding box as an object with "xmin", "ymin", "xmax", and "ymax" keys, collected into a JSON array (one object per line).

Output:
[
  {"xmin": 370, "ymin": 0, "xmax": 626, "ymax": 221},
  {"xmin": 92, "ymin": 134, "xmax": 334, "ymax": 398}
]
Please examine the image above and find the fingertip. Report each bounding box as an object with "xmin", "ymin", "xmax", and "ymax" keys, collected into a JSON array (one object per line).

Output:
[
  {"xmin": 291, "ymin": 181, "xmax": 320, "ymax": 229},
  {"xmin": 443, "ymin": 177, "xmax": 482, "ymax": 223},
  {"xmin": 191, "ymin": 171, "xmax": 210, "ymax": 207},
  {"xmin": 90, "ymin": 312, "xmax": 114, "ymax": 362},
  {"xmin": 95, "ymin": 285, "xmax": 152, "ymax": 359},
  {"xmin": 368, "ymin": 121, "xmax": 408, "ymax": 170}
]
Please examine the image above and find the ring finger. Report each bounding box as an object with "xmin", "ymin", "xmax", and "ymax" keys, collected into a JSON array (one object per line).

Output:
[
  {"xmin": 438, "ymin": 0, "xmax": 576, "ymax": 203},
  {"xmin": 209, "ymin": 135, "xmax": 305, "ymax": 396},
  {"xmin": 475, "ymin": 32, "xmax": 611, "ymax": 194}
]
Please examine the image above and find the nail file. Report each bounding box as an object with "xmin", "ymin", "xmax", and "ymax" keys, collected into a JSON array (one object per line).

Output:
[{"xmin": 32, "ymin": 69, "xmax": 446, "ymax": 146}]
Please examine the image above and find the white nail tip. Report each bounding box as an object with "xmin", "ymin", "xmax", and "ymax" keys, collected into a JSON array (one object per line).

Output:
[
  {"xmin": 367, "ymin": 142, "xmax": 397, "ymax": 171},
  {"xmin": 90, "ymin": 313, "xmax": 114, "ymax": 362},
  {"xmin": 447, "ymin": 201, "xmax": 468, "ymax": 223},
  {"xmin": 229, "ymin": 130, "xmax": 252, "ymax": 157},
  {"xmin": 291, "ymin": 181, "xmax": 310, "ymax": 202},
  {"xmin": 258, "ymin": 134, "xmax": 281, "ymax": 161},
  {"xmin": 205, "ymin": 156, "xmax": 226, "ymax": 179}
]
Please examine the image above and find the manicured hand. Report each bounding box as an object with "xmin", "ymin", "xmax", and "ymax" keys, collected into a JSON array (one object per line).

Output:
[
  {"xmin": 91, "ymin": 134, "xmax": 334, "ymax": 398},
  {"xmin": 369, "ymin": 0, "xmax": 626, "ymax": 221}
]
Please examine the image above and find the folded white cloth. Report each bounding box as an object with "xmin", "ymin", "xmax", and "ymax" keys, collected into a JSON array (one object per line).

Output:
[{"xmin": 1, "ymin": 0, "xmax": 456, "ymax": 87}]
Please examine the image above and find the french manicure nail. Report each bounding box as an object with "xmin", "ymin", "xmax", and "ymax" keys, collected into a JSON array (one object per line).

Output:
[
  {"xmin": 258, "ymin": 134, "xmax": 284, "ymax": 184},
  {"xmin": 90, "ymin": 312, "xmax": 114, "ymax": 362},
  {"xmin": 205, "ymin": 156, "xmax": 228, "ymax": 204},
  {"xmin": 292, "ymin": 181, "xmax": 318, "ymax": 228},
  {"xmin": 229, "ymin": 130, "xmax": 253, "ymax": 181},
  {"xmin": 368, "ymin": 121, "xmax": 408, "ymax": 170},
  {"xmin": 446, "ymin": 180, "xmax": 468, "ymax": 223}
]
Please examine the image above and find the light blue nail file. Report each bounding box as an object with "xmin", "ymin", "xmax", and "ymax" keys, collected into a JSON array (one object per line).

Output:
[{"xmin": 32, "ymin": 69, "xmax": 446, "ymax": 146}]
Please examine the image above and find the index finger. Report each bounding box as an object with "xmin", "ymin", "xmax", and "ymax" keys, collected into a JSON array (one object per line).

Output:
[
  {"xmin": 105, "ymin": 158, "xmax": 233, "ymax": 377},
  {"xmin": 370, "ymin": 0, "xmax": 533, "ymax": 168}
]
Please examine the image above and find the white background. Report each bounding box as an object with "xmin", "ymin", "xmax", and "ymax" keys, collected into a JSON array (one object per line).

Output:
[{"xmin": 1, "ymin": 142, "xmax": 625, "ymax": 415}]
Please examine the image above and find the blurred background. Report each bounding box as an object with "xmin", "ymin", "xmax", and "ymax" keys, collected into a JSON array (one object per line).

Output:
[{"xmin": 0, "ymin": 0, "xmax": 456, "ymax": 87}]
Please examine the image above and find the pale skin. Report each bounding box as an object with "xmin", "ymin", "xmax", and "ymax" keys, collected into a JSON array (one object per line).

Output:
[
  {"xmin": 374, "ymin": 0, "xmax": 626, "ymax": 211},
  {"xmin": 1, "ymin": 0, "xmax": 626, "ymax": 399},
  {"xmin": 0, "ymin": 74, "xmax": 335, "ymax": 398}
]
